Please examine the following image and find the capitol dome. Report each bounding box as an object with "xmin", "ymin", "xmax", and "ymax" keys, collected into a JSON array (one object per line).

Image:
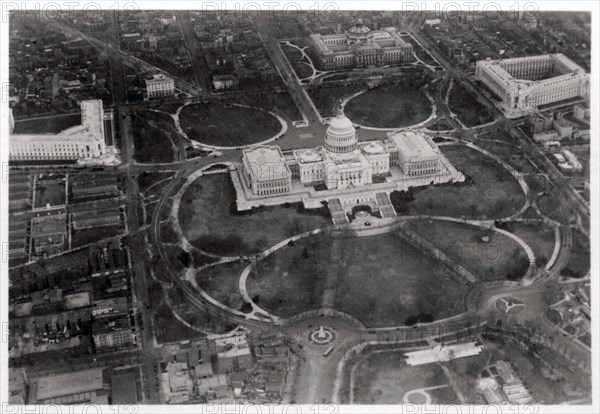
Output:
[{"xmin": 325, "ymin": 106, "xmax": 358, "ymax": 154}]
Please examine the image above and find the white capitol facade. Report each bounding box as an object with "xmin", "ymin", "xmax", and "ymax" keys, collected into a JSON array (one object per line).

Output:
[{"xmin": 235, "ymin": 108, "xmax": 462, "ymax": 212}]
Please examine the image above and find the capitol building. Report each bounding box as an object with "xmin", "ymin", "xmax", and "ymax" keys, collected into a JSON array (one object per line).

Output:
[
  {"xmin": 235, "ymin": 108, "xmax": 460, "ymax": 214},
  {"xmin": 310, "ymin": 20, "xmax": 414, "ymax": 70}
]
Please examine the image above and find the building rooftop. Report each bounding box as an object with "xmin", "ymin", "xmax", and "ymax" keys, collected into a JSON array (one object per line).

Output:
[
  {"xmin": 388, "ymin": 130, "xmax": 439, "ymax": 161},
  {"xmin": 215, "ymin": 335, "xmax": 252, "ymax": 359},
  {"xmin": 242, "ymin": 146, "xmax": 290, "ymax": 182},
  {"xmin": 34, "ymin": 368, "xmax": 105, "ymax": 401}
]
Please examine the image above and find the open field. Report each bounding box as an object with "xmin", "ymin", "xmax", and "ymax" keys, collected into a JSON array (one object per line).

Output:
[
  {"xmin": 34, "ymin": 178, "xmax": 66, "ymax": 208},
  {"xmin": 13, "ymin": 113, "xmax": 82, "ymax": 134},
  {"xmin": 345, "ymin": 80, "xmax": 432, "ymax": 128},
  {"xmin": 248, "ymin": 231, "xmax": 467, "ymax": 325},
  {"xmin": 392, "ymin": 145, "xmax": 526, "ymax": 219},
  {"xmin": 449, "ymin": 80, "xmax": 495, "ymax": 127},
  {"xmin": 406, "ymin": 219, "xmax": 530, "ymax": 281},
  {"xmin": 178, "ymin": 173, "xmax": 329, "ymax": 256},
  {"xmin": 179, "ymin": 102, "xmax": 281, "ymax": 147},
  {"xmin": 353, "ymin": 350, "xmax": 458, "ymax": 404},
  {"xmin": 197, "ymin": 260, "xmax": 249, "ymax": 312}
]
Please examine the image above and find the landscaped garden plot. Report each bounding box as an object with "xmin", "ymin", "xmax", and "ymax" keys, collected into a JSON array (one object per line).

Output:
[
  {"xmin": 248, "ymin": 231, "xmax": 467, "ymax": 326},
  {"xmin": 178, "ymin": 173, "xmax": 329, "ymax": 256},
  {"xmin": 391, "ymin": 145, "xmax": 526, "ymax": 219},
  {"xmin": 405, "ymin": 219, "xmax": 530, "ymax": 281},
  {"xmin": 353, "ymin": 350, "xmax": 457, "ymax": 404},
  {"xmin": 448, "ymin": 80, "xmax": 495, "ymax": 127},
  {"xmin": 344, "ymin": 80, "xmax": 432, "ymax": 128},
  {"xmin": 34, "ymin": 175, "xmax": 67, "ymax": 208},
  {"xmin": 248, "ymin": 233, "xmax": 329, "ymax": 318},
  {"xmin": 179, "ymin": 102, "xmax": 282, "ymax": 147},
  {"xmin": 197, "ymin": 260, "xmax": 250, "ymax": 312},
  {"xmin": 307, "ymin": 84, "xmax": 368, "ymax": 118},
  {"xmin": 503, "ymin": 222, "xmax": 556, "ymax": 267},
  {"xmin": 131, "ymin": 109, "xmax": 177, "ymax": 163},
  {"xmin": 13, "ymin": 113, "xmax": 82, "ymax": 134}
]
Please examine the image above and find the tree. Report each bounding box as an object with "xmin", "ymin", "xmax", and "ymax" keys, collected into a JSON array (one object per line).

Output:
[{"xmin": 302, "ymin": 247, "xmax": 309, "ymax": 260}]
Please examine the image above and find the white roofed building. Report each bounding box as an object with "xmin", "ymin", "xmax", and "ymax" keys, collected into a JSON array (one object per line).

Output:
[
  {"xmin": 242, "ymin": 146, "xmax": 291, "ymax": 196},
  {"xmin": 388, "ymin": 130, "xmax": 441, "ymax": 176},
  {"xmin": 9, "ymin": 100, "xmax": 107, "ymax": 162}
]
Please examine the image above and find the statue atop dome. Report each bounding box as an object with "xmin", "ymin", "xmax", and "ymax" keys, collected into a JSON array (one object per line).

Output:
[{"xmin": 336, "ymin": 100, "xmax": 345, "ymax": 118}]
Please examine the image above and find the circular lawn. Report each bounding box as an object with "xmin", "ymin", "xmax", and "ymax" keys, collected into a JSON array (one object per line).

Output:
[{"xmin": 179, "ymin": 102, "xmax": 283, "ymax": 147}]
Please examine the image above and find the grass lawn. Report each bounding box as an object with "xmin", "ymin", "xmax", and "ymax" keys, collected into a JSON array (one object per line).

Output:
[
  {"xmin": 137, "ymin": 171, "xmax": 175, "ymax": 194},
  {"xmin": 197, "ymin": 260, "xmax": 249, "ymax": 312},
  {"xmin": 307, "ymin": 84, "xmax": 368, "ymax": 118},
  {"xmin": 563, "ymin": 230, "xmax": 590, "ymax": 278},
  {"xmin": 71, "ymin": 225, "xmax": 124, "ymax": 248},
  {"xmin": 449, "ymin": 81, "xmax": 495, "ymax": 127},
  {"xmin": 504, "ymin": 222, "xmax": 556, "ymax": 265},
  {"xmin": 395, "ymin": 145, "xmax": 526, "ymax": 219},
  {"xmin": 13, "ymin": 113, "xmax": 82, "ymax": 134},
  {"xmin": 235, "ymin": 89, "xmax": 303, "ymax": 122},
  {"xmin": 34, "ymin": 179, "xmax": 66, "ymax": 208},
  {"xmin": 154, "ymin": 302, "xmax": 206, "ymax": 344},
  {"xmin": 345, "ymin": 81, "xmax": 432, "ymax": 128},
  {"xmin": 178, "ymin": 173, "xmax": 330, "ymax": 256},
  {"xmin": 406, "ymin": 219, "xmax": 529, "ymax": 281},
  {"xmin": 131, "ymin": 110, "xmax": 176, "ymax": 163},
  {"xmin": 248, "ymin": 233, "xmax": 329, "ymax": 318},
  {"xmin": 282, "ymin": 45, "xmax": 313, "ymax": 79},
  {"xmin": 249, "ymin": 231, "xmax": 467, "ymax": 325},
  {"xmin": 354, "ymin": 350, "xmax": 455, "ymax": 404},
  {"xmin": 179, "ymin": 102, "xmax": 281, "ymax": 147},
  {"xmin": 333, "ymin": 232, "xmax": 467, "ymax": 326}
]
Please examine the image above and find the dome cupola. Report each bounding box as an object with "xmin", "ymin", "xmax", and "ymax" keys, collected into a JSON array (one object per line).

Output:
[{"xmin": 325, "ymin": 104, "xmax": 358, "ymax": 154}]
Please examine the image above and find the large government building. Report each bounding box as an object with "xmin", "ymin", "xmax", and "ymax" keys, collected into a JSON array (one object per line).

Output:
[
  {"xmin": 235, "ymin": 107, "xmax": 457, "ymax": 212},
  {"xmin": 9, "ymin": 100, "xmax": 108, "ymax": 162},
  {"xmin": 310, "ymin": 20, "xmax": 414, "ymax": 70},
  {"xmin": 475, "ymin": 54, "xmax": 589, "ymax": 118}
]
